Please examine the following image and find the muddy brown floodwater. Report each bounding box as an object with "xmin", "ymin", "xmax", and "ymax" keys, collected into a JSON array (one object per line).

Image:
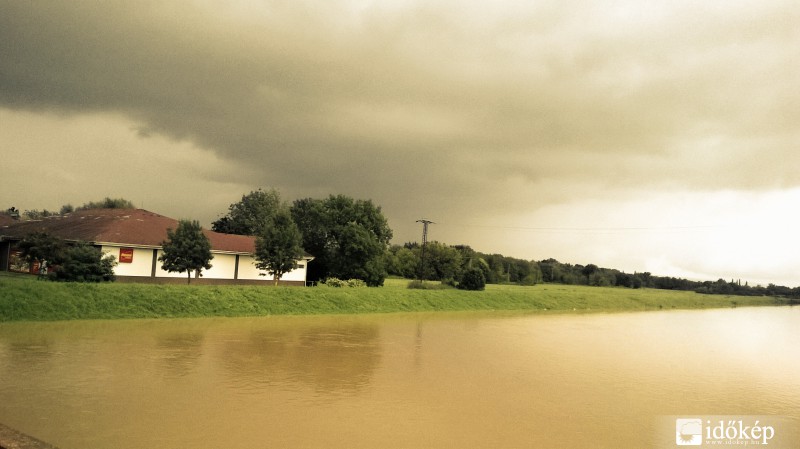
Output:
[{"xmin": 1, "ymin": 307, "xmax": 798, "ymax": 448}]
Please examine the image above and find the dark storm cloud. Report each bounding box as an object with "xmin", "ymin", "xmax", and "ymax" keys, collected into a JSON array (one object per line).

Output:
[{"xmin": 2, "ymin": 0, "xmax": 799, "ymax": 222}]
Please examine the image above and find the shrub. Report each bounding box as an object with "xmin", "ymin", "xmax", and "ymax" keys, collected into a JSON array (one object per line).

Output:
[
  {"xmin": 458, "ymin": 268, "xmax": 486, "ymax": 291},
  {"xmin": 323, "ymin": 277, "xmax": 347, "ymax": 287},
  {"xmin": 323, "ymin": 277, "xmax": 366, "ymax": 288},
  {"xmin": 347, "ymin": 279, "xmax": 367, "ymax": 288},
  {"xmin": 49, "ymin": 244, "xmax": 117, "ymax": 282}
]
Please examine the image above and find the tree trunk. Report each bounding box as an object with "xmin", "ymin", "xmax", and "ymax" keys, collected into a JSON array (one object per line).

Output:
[
  {"xmin": 187, "ymin": 271, "xmax": 191, "ymax": 285},
  {"xmin": 274, "ymin": 273, "xmax": 279, "ymax": 287}
]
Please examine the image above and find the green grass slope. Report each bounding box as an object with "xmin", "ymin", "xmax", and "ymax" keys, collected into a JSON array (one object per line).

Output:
[{"xmin": 0, "ymin": 275, "xmax": 790, "ymax": 322}]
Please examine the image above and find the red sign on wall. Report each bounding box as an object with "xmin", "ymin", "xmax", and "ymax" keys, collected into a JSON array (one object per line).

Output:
[{"xmin": 119, "ymin": 248, "xmax": 134, "ymax": 263}]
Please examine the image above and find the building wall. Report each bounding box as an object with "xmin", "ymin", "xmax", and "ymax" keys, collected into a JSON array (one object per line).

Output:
[
  {"xmin": 236, "ymin": 255, "xmax": 310, "ymax": 282},
  {"xmin": 282, "ymin": 259, "xmax": 311, "ymax": 282},
  {"xmin": 152, "ymin": 249, "xmax": 200, "ymax": 278},
  {"xmin": 102, "ymin": 246, "xmax": 154, "ymax": 277},
  {"xmin": 113, "ymin": 277, "xmax": 307, "ymax": 286},
  {"xmin": 237, "ymin": 255, "xmax": 270, "ymax": 280},
  {"xmin": 202, "ymin": 253, "xmax": 237, "ymax": 279},
  {"xmin": 102, "ymin": 244, "xmax": 309, "ymax": 283}
]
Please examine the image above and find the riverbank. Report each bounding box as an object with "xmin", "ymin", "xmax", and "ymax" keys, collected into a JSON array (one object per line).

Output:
[
  {"xmin": 0, "ymin": 422, "xmax": 59, "ymax": 449},
  {"xmin": 0, "ymin": 274, "xmax": 791, "ymax": 322}
]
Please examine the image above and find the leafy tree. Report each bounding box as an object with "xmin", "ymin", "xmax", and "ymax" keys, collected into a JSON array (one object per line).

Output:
[
  {"xmin": 159, "ymin": 220, "xmax": 213, "ymax": 284},
  {"xmin": 589, "ymin": 270, "xmax": 615, "ymax": 287},
  {"xmin": 254, "ymin": 208, "xmax": 304, "ymax": 286},
  {"xmin": 289, "ymin": 197, "xmax": 329, "ymax": 281},
  {"xmin": 630, "ymin": 275, "xmax": 644, "ymax": 289},
  {"xmin": 458, "ymin": 267, "xmax": 486, "ymax": 291},
  {"xmin": 540, "ymin": 258, "xmax": 561, "ymax": 283},
  {"xmin": 481, "ymin": 254, "xmax": 509, "ymax": 284},
  {"xmin": 521, "ymin": 262, "xmax": 543, "ymax": 286},
  {"xmin": 581, "ymin": 264, "xmax": 599, "ymax": 280},
  {"xmin": 17, "ymin": 232, "xmax": 64, "ymax": 271},
  {"xmin": 453, "ymin": 245, "xmax": 477, "ymax": 271},
  {"xmin": 77, "ymin": 197, "xmax": 135, "ymax": 210},
  {"xmin": 49, "ymin": 243, "xmax": 116, "ymax": 282},
  {"xmin": 18, "ymin": 233, "xmax": 115, "ymax": 282},
  {"xmin": 291, "ymin": 195, "xmax": 392, "ymax": 286},
  {"xmin": 387, "ymin": 245, "xmax": 418, "ymax": 278},
  {"xmin": 333, "ymin": 222, "xmax": 387, "ymax": 286},
  {"xmin": 419, "ymin": 241, "xmax": 463, "ymax": 283},
  {"xmin": 472, "ymin": 257, "xmax": 491, "ymax": 284},
  {"xmin": 212, "ymin": 188, "xmax": 282, "ymax": 235},
  {"xmin": 637, "ymin": 272, "xmax": 653, "ymax": 288}
]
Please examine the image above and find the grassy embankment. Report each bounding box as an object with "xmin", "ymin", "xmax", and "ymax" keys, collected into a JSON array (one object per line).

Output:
[{"xmin": 0, "ymin": 273, "xmax": 791, "ymax": 322}]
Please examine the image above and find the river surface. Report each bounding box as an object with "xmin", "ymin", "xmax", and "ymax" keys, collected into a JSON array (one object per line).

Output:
[{"xmin": 0, "ymin": 307, "xmax": 798, "ymax": 448}]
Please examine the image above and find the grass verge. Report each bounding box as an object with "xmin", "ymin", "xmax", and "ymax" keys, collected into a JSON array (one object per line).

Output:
[{"xmin": 0, "ymin": 275, "xmax": 791, "ymax": 322}]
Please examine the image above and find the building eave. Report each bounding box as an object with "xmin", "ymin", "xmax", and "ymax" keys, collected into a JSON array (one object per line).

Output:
[{"xmin": 95, "ymin": 241, "xmax": 257, "ymax": 256}]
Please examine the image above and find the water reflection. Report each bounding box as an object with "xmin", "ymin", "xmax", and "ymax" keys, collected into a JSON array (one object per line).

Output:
[
  {"xmin": 0, "ymin": 323, "xmax": 58, "ymax": 371},
  {"xmin": 155, "ymin": 332, "xmax": 205, "ymax": 379},
  {"xmin": 5, "ymin": 338, "xmax": 55, "ymax": 367},
  {"xmin": 220, "ymin": 321, "xmax": 381, "ymax": 394}
]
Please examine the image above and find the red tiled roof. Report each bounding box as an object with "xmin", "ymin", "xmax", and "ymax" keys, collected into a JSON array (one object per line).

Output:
[
  {"xmin": 0, "ymin": 209, "xmax": 257, "ymax": 254},
  {"xmin": 0, "ymin": 214, "xmax": 18, "ymax": 227}
]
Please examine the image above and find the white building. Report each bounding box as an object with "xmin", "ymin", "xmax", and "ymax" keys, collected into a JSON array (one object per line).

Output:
[{"xmin": 0, "ymin": 208, "xmax": 313, "ymax": 285}]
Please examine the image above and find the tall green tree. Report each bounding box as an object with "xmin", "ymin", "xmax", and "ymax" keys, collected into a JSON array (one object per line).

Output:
[
  {"xmin": 212, "ymin": 188, "xmax": 282, "ymax": 235},
  {"xmin": 159, "ymin": 220, "xmax": 213, "ymax": 284},
  {"xmin": 254, "ymin": 208, "xmax": 304, "ymax": 286},
  {"xmin": 289, "ymin": 197, "xmax": 329, "ymax": 280},
  {"xmin": 291, "ymin": 195, "xmax": 392, "ymax": 286}
]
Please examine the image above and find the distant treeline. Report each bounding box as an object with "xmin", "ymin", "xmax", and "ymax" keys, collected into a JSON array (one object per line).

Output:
[
  {"xmin": 387, "ymin": 242, "xmax": 800, "ymax": 299},
  {"xmin": 5, "ymin": 198, "xmax": 135, "ymax": 220},
  {"xmin": 6, "ymin": 197, "xmax": 799, "ymax": 298},
  {"xmin": 388, "ymin": 242, "xmax": 543, "ymax": 287},
  {"xmin": 541, "ymin": 259, "xmax": 800, "ymax": 299}
]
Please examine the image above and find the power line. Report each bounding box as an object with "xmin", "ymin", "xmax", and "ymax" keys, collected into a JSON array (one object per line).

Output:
[{"xmin": 433, "ymin": 222, "xmax": 724, "ymax": 233}]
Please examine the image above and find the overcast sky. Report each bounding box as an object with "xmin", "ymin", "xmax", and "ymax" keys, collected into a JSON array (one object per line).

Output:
[{"xmin": 2, "ymin": 0, "xmax": 798, "ymax": 286}]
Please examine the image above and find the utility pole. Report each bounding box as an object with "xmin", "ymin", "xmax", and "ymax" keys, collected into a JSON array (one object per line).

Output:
[{"xmin": 416, "ymin": 219, "xmax": 434, "ymax": 281}]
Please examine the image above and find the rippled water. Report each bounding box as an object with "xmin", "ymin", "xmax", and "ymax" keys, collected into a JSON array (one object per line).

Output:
[{"xmin": 0, "ymin": 307, "xmax": 798, "ymax": 448}]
